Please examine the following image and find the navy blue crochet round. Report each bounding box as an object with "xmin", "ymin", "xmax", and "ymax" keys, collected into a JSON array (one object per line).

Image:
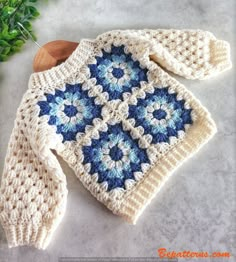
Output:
[
  {"xmin": 128, "ymin": 87, "xmax": 193, "ymax": 144},
  {"xmin": 82, "ymin": 123, "xmax": 150, "ymax": 191},
  {"xmin": 38, "ymin": 83, "xmax": 102, "ymax": 142},
  {"xmin": 88, "ymin": 45, "xmax": 148, "ymax": 101}
]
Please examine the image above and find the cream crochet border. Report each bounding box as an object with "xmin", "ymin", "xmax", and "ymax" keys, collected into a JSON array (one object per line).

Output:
[{"xmin": 29, "ymin": 33, "xmax": 217, "ymax": 225}]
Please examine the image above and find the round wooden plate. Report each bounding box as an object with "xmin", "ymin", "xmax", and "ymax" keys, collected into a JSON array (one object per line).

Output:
[{"xmin": 33, "ymin": 40, "xmax": 79, "ymax": 72}]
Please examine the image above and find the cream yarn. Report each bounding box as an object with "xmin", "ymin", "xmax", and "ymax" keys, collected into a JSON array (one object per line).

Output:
[{"xmin": 0, "ymin": 29, "xmax": 232, "ymax": 249}]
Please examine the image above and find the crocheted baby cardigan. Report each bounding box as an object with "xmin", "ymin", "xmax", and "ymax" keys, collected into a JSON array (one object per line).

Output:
[{"xmin": 0, "ymin": 29, "xmax": 232, "ymax": 249}]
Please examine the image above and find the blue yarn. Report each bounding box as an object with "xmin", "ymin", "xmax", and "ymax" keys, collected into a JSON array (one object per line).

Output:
[
  {"xmin": 82, "ymin": 123, "xmax": 150, "ymax": 191},
  {"xmin": 128, "ymin": 86, "xmax": 193, "ymax": 144},
  {"xmin": 37, "ymin": 83, "xmax": 102, "ymax": 142},
  {"xmin": 64, "ymin": 105, "xmax": 78, "ymax": 117},
  {"xmin": 38, "ymin": 101, "xmax": 50, "ymax": 116},
  {"xmin": 153, "ymin": 109, "xmax": 167, "ymax": 120},
  {"xmin": 88, "ymin": 44, "xmax": 148, "ymax": 101},
  {"xmin": 109, "ymin": 145, "xmax": 124, "ymax": 161},
  {"xmin": 112, "ymin": 67, "xmax": 124, "ymax": 78}
]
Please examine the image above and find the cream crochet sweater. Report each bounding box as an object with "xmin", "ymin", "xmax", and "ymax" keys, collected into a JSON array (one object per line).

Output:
[{"xmin": 0, "ymin": 29, "xmax": 232, "ymax": 249}]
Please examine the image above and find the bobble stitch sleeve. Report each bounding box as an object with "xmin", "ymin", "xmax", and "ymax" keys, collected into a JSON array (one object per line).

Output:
[
  {"xmin": 0, "ymin": 87, "xmax": 68, "ymax": 249},
  {"xmin": 140, "ymin": 29, "xmax": 232, "ymax": 79}
]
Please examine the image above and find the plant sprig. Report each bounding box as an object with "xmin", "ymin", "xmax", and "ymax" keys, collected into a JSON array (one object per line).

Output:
[{"xmin": 0, "ymin": 0, "xmax": 40, "ymax": 62}]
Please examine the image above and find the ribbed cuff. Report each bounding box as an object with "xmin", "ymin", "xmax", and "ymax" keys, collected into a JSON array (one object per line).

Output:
[
  {"xmin": 2, "ymin": 223, "xmax": 53, "ymax": 249},
  {"xmin": 210, "ymin": 39, "xmax": 232, "ymax": 72}
]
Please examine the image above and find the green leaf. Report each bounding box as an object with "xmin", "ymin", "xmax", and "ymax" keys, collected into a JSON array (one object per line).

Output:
[
  {"xmin": 28, "ymin": 6, "xmax": 40, "ymax": 17},
  {"xmin": 0, "ymin": 54, "xmax": 8, "ymax": 62},
  {"xmin": 1, "ymin": 23, "xmax": 9, "ymax": 37},
  {"xmin": 2, "ymin": 6, "xmax": 16, "ymax": 17},
  {"xmin": 22, "ymin": 21, "xmax": 32, "ymax": 31},
  {"xmin": 9, "ymin": 0, "xmax": 20, "ymax": 6},
  {"xmin": 14, "ymin": 39, "xmax": 25, "ymax": 47},
  {"xmin": 2, "ymin": 29, "xmax": 19, "ymax": 40},
  {"xmin": 2, "ymin": 47, "xmax": 11, "ymax": 55},
  {"xmin": 0, "ymin": 40, "xmax": 10, "ymax": 47},
  {"xmin": 9, "ymin": 29, "xmax": 19, "ymax": 37},
  {"xmin": 12, "ymin": 46, "xmax": 21, "ymax": 52}
]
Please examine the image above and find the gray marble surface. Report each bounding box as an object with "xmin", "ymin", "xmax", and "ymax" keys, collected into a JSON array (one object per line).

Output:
[{"xmin": 0, "ymin": 0, "xmax": 235, "ymax": 261}]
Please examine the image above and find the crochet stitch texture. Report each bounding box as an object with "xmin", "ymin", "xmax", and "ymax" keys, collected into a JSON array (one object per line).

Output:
[{"xmin": 0, "ymin": 29, "xmax": 232, "ymax": 249}]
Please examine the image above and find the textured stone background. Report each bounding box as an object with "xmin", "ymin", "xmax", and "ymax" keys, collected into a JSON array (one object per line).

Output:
[{"xmin": 0, "ymin": 0, "xmax": 235, "ymax": 261}]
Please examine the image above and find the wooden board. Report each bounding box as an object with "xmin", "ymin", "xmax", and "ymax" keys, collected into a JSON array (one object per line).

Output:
[{"xmin": 33, "ymin": 40, "xmax": 79, "ymax": 72}]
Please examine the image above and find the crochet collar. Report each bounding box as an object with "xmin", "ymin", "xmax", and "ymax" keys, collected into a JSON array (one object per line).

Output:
[{"xmin": 30, "ymin": 39, "xmax": 95, "ymax": 88}]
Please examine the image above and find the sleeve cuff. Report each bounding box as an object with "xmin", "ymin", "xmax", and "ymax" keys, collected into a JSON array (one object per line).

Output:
[
  {"xmin": 210, "ymin": 39, "xmax": 232, "ymax": 72},
  {"xmin": 2, "ymin": 223, "xmax": 53, "ymax": 249}
]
